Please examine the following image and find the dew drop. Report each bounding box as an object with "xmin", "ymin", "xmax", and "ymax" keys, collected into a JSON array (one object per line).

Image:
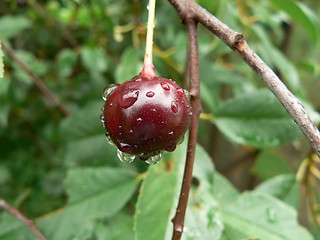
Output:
[
  {"xmin": 105, "ymin": 133, "xmax": 115, "ymax": 145},
  {"xmin": 266, "ymin": 207, "xmax": 276, "ymax": 223},
  {"xmin": 146, "ymin": 91, "xmax": 155, "ymax": 98},
  {"xmin": 171, "ymin": 101, "xmax": 179, "ymax": 113},
  {"xmin": 119, "ymin": 142, "xmax": 132, "ymax": 152},
  {"xmin": 117, "ymin": 149, "xmax": 135, "ymax": 163},
  {"xmin": 177, "ymin": 136, "xmax": 185, "ymax": 145},
  {"xmin": 101, "ymin": 106, "xmax": 104, "ymax": 112},
  {"xmin": 120, "ymin": 90, "xmax": 139, "ymax": 109},
  {"xmin": 165, "ymin": 144, "xmax": 176, "ymax": 152},
  {"xmin": 100, "ymin": 114, "xmax": 105, "ymax": 123},
  {"xmin": 161, "ymin": 82, "xmax": 170, "ymax": 91},
  {"xmin": 184, "ymin": 89, "xmax": 190, "ymax": 99},
  {"xmin": 129, "ymin": 129, "xmax": 133, "ymax": 134},
  {"xmin": 168, "ymin": 131, "xmax": 174, "ymax": 136},
  {"xmin": 177, "ymin": 88, "xmax": 185, "ymax": 97},
  {"xmin": 137, "ymin": 117, "xmax": 143, "ymax": 122},
  {"xmin": 102, "ymin": 84, "xmax": 118, "ymax": 101},
  {"xmin": 145, "ymin": 152, "xmax": 162, "ymax": 165},
  {"xmin": 134, "ymin": 78, "xmax": 142, "ymax": 82}
]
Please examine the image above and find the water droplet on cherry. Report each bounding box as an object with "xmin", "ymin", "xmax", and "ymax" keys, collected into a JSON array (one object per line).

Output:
[
  {"xmin": 100, "ymin": 114, "xmax": 105, "ymax": 122},
  {"xmin": 117, "ymin": 149, "xmax": 135, "ymax": 163},
  {"xmin": 165, "ymin": 144, "xmax": 176, "ymax": 152},
  {"xmin": 102, "ymin": 84, "xmax": 119, "ymax": 101},
  {"xmin": 168, "ymin": 131, "xmax": 174, "ymax": 136},
  {"xmin": 145, "ymin": 152, "xmax": 162, "ymax": 165},
  {"xmin": 119, "ymin": 143, "xmax": 132, "ymax": 152},
  {"xmin": 161, "ymin": 82, "xmax": 170, "ymax": 91},
  {"xmin": 120, "ymin": 90, "xmax": 139, "ymax": 109},
  {"xmin": 146, "ymin": 91, "xmax": 155, "ymax": 98},
  {"xmin": 171, "ymin": 101, "xmax": 179, "ymax": 113}
]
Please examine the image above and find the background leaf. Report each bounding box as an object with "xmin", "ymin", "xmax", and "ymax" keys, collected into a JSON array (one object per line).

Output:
[
  {"xmin": 221, "ymin": 192, "xmax": 314, "ymax": 240},
  {"xmin": 213, "ymin": 90, "xmax": 303, "ymax": 148}
]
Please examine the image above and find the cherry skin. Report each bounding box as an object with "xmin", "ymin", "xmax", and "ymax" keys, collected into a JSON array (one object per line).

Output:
[{"xmin": 102, "ymin": 76, "xmax": 191, "ymax": 161}]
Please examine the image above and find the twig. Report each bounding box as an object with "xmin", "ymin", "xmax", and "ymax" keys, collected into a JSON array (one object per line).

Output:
[
  {"xmin": 171, "ymin": 18, "xmax": 201, "ymax": 240},
  {"xmin": 2, "ymin": 40, "xmax": 69, "ymax": 116},
  {"xmin": 167, "ymin": 0, "xmax": 320, "ymax": 158},
  {"xmin": 0, "ymin": 198, "xmax": 47, "ymax": 240}
]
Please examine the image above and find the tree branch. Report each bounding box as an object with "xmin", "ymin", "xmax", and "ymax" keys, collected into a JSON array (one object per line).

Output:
[
  {"xmin": 168, "ymin": 0, "xmax": 320, "ymax": 158},
  {"xmin": 0, "ymin": 198, "xmax": 47, "ymax": 240},
  {"xmin": 2, "ymin": 40, "xmax": 69, "ymax": 116},
  {"xmin": 171, "ymin": 18, "xmax": 201, "ymax": 240}
]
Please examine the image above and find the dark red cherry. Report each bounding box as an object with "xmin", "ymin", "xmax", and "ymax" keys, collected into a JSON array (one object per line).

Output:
[{"xmin": 102, "ymin": 76, "xmax": 191, "ymax": 163}]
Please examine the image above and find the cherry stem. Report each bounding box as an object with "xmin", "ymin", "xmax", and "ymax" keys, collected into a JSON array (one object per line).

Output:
[{"xmin": 140, "ymin": 0, "xmax": 156, "ymax": 78}]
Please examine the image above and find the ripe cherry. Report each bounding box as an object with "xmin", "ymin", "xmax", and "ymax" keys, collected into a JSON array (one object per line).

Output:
[{"xmin": 101, "ymin": 76, "xmax": 191, "ymax": 164}]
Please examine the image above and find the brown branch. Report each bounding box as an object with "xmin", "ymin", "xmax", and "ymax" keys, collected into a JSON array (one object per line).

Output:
[
  {"xmin": 0, "ymin": 198, "xmax": 47, "ymax": 240},
  {"xmin": 171, "ymin": 19, "xmax": 201, "ymax": 240},
  {"xmin": 168, "ymin": 0, "xmax": 320, "ymax": 158},
  {"xmin": 2, "ymin": 40, "xmax": 69, "ymax": 116}
]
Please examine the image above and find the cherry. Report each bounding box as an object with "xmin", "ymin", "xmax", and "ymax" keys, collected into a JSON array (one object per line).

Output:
[{"xmin": 101, "ymin": 76, "xmax": 191, "ymax": 164}]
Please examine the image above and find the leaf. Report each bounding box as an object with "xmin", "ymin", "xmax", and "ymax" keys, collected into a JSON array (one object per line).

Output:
[
  {"xmin": 221, "ymin": 192, "xmax": 314, "ymax": 240},
  {"xmin": 251, "ymin": 151, "xmax": 292, "ymax": 180},
  {"xmin": 63, "ymin": 135, "xmax": 118, "ymax": 167},
  {"xmin": 60, "ymin": 101, "xmax": 104, "ymax": 141},
  {"xmin": 81, "ymin": 46, "xmax": 108, "ymax": 74},
  {"xmin": 213, "ymin": 90, "xmax": 303, "ymax": 148},
  {"xmin": 134, "ymin": 144, "xmax": 186, "ymax": 240},
  {"xmin": 56, "ymin": 48, "xmax": 77, "ymax": 78},
  {"xmin": 0, "ymin": 40, "xmax": 3, "ymax": 78},
  {"xmin": 268, "ymin": 0, "xmax": 319, "ymax": 45},
  {"xmin": 115, "ymin": 47, "xmax": 142, "ymax": 84},
  {"xmin": 0, "ymin": 15, "xmax": 32, "ymax": 39},
  {"xmin": 37, "ymin": 167, "xmax": 136, "ymax": 240},
  {"xmin": 255, "ymin": 174, "xmax": 299, "ymax": 209},
  {"xmin": 94, "ymin": 212, "xmax": 134, "ymax": 240}
]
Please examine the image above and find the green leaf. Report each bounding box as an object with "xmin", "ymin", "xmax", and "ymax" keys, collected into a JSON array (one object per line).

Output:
[
  {"xmin": 0, "ymin": 40, "xmax": 3, "ymax": 78},
  {"xmin": 251, "ymin": 151, "xmax": 292, "ymax": 180},
  {"xmin": 37, "ymin": 167, "xmax": 136, "ymax": 240},
  {"xmin": 94, "ymin": 212, "xmax": 134, "ymax": 240},
  {"xmin": 81, "ymin": 46, "xmax": 108, "ymax": 76},
  {"xmin": 222, "ymin": 192, "xmax": 314, "ymax": 240},
  {"xmin": 63, "ymin": 135, "xmax": 118, "ymax": 167},
  {"xmin": 134, "ymin": 144, "xmax": 186, "ymax": 240},
  {"xmin": 268, "ymin": 0, "xmax": 319, "ymax": 45},
  {"xmin": 213, "ymin": 90, "xmax": 303, "ymax": 148},
  {"xmin": 0, "ymin": 15, "xmax": 32, "ymax": 39},
  {"xmin": 60, "ymin": 101, "xmax": 103, "ymax": 141},
  {"xmin": 56, "ymin": 49, "xmax": 77, "ymax": 78},
  {"xmin": 65, "ymin": 167, "xmax": 135, "ymax": 203},
  {"xmin": 255, "ymin": 174, "xmax": 299, "ymax": 209},
  {"xmin": 115, "ymin": 47, "xmax": 142, "ymax": 84}
]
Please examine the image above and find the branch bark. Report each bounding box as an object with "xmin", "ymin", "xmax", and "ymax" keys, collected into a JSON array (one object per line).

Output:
[
  {"xmin": 0, "ymin": 198, "xmax": 47, "ymax": 240},
  {"xmin": 168, "ymin": 0, "xmax": 320, "ymax": 158},
  {"xmin": 2, "ymin": 40, "xmax": 69, "ymax": 116},
  {"xmin": 171, "ymin": 18, "xmax": 201, "ymax": 240}
]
